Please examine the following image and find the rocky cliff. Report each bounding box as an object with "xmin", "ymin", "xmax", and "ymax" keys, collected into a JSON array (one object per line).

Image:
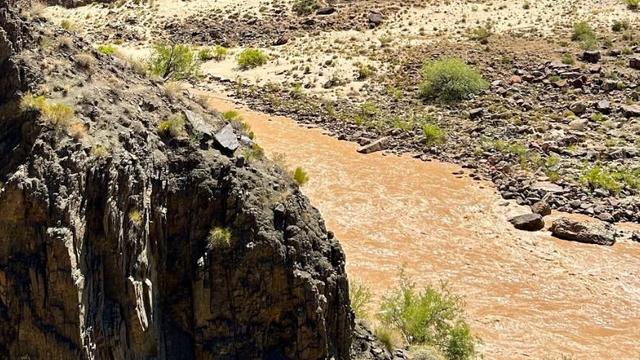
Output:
[{"xmin": 0, "ymin": 3, "xmax": 355, "ymax": 359}]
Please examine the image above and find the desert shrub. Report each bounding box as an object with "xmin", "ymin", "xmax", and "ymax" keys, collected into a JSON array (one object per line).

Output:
[
  {"xmin": 243, "ymin": 143, "xmax": 265, "ymax": 161},
  {"xmin": 60, "ymin": 19, "xmax": 77, "ymax": 31},
  {"xmin": 222, "ymin": 110, "xmax": 241, "ymax": 121},
  {"xmin": 97, "ymin": 44, "xmax": 117, "ymax": 55},
  {"xmin": 237, "ymin": 48, "xmax": 268, "ymax": 69},
  {"xmin": 208, "ymin": 226, "xmax": 231, "ymax": 248},
  {"xmin": 625, "ymin": 0, "xmax": 640, "ymax": 10},
  {"xmin": 148, "ymin": 43, "xmax": 200, "ymax": 80},
  {"xmin": 612, "ymin": 19, "xmax": 630, "ymax": 32},
  {"xmin": 199, "ymin": 46, "xmax": 228, "ymax": 62},
  {"xmin": 378, "ymin": 272, "xmax": 475, "ymax": 360},
  {"xmin": 350, "ymin": 281, "xmax": 372, "ymax": 319},
  {"xmin": 422, "ymin": 124, "xmax": 445, "ymax": 145},
  {"xmin": 20, "ymin": 93, "xmax": 74, "ymax": 127},
  {"xmin": 214, "ymin": 45, "xmax": 229, "ymax": 60},
  {"xmin": 129, "ymin": 209, "xmax": 142, "ymax": 225},
  {"xmin": 561, "ymin": 53, "xmax": 575, "ymax": 65},
  {"xmin": 292, "ymin": 166, "xmax": 310, "ymax": 185},
  {"xmin": 163, "ymin": 81, "xmax": 184, "ymax": 98},
  {"xmin": 571, "ymin": 21, "xmax": 595, "ymax": 41},
  {"xmin": 67, "ymin": 121, "xmax": 87, "ymax": 139},
  {"xmin": 356, "ymin": 63, "xmax": 375, "ymax": 80},
  {"xmin": 375, "ymin": 327, "xmax": 399, "ymax": 352},
  {"xmin": 419, "ymin": 58, "xmax": 488, "ymax": 102},
  {"xmin": 157, "ymin": 113, "xmax": 185, "ymax": 138},
  {"xmin": 91, "ymin": 144, "xmax": 109, "ymax": 158},
  {"xmin": 292, "ymin": 0, "xmax": 319, "ymax": 15},
  {"xmin": 571, "ymin": 21, "xmax": 597, "ymax": 49},
  {"xmin": 75, "ymin": 52, "xmax": 96, "ymax": 70}
]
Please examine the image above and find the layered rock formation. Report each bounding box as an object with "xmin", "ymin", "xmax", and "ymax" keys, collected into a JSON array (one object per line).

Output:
[{"xmin": 0, "ymin": 4, "xmax": 355, "ymax": 359}]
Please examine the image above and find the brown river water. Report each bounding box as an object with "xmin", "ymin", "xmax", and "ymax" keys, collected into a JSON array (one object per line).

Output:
[{"xmin": 199, "ymin": 93, "xmax": 640, "ymax": 360}]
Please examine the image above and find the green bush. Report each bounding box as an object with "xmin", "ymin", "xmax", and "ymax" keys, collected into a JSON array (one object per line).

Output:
[
  {"xmin": 97, "ymin": 44, "xmax": 117, "ymax": 55},
  {"xmin": 571, "ymin": 21, "xmax": 597, "ymax": 49},
  {"xmin": 208, "ymin": 226, "xmax": 231, "ymax": 248},
  {"xmin": 419, "ymin": 58, "xmax": 488, "ymax": 102},
  {"xmin": 222, "ymin": 110, "xmax": 241, "ymax": 121},
  {"xmin": 148, "ymin": 43, "xmax": 200, "ymax": 80},
  {"xmin": 350, "ymin": 281, "xmax": 372, "ymax": 319},
  {"xmin": 199, "ymin": 45, "xmax": 228, "ymax": 61},
  {"xmin": 571, "ymin": 21, "xmax": 595, "ymax": 41},
  {"xmin": 561, "ymin": 53, "xmax": 575, "ymax": 65},
  {"xmin": 292, "ymin": 166, "xmax": 310, "ymax": 185},
  {"xmin": 292, "ymin": 0, "xmax": 319, "ymax": 15},
  {"xmin": 237, "ymin": 48, "xmax": 268, "ymax": 70},
  {"xmin": 378, "ymin": 272, "xmax": 475, "ymax": 360},
  {"xmin": 422, "ymin": 124, "xmax": 445, "ymax": 145}
]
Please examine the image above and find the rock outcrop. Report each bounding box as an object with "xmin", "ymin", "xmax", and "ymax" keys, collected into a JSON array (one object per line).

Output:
[
  {"xmin": 550, "ymin": 217, "xmax": 616, "ymax": 246},
  {"xmin": 0, "ymin": 4, "xmax": 355, "ymax": 359}
]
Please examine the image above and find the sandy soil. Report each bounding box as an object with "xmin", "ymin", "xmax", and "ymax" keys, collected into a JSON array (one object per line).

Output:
[{"xmin": 42, "ymin": 0, "xmax": 640, "ymax": 99}]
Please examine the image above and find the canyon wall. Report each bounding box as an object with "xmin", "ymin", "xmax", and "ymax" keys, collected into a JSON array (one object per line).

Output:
[{"xmin": 0, "ymin": 4, "xmax": 354, "ymax": 359}]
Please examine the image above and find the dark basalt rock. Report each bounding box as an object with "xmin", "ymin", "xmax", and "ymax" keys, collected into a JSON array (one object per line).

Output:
[
  {"xmin": 550, "ymin": 218, "xmax": 616, "ymax": 246},
  {"xmin": 509, "ymin": 213, "xmax": 544, "ymax": 231}
]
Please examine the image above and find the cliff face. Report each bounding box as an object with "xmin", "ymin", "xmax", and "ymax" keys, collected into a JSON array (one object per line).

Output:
[{"xmin": 0, "ymin": 4, "xmax": 353, "ymax": 359}]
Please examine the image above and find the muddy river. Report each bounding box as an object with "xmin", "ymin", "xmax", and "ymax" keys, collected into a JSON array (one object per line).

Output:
[{"xmin": 200, "ymin": 93, "xmax": 640, "ymax": 360}]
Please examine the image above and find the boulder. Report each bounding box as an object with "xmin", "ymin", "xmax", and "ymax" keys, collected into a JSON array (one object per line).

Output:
[
  {"xmin": 629, "ymin": 57, "xmax": 640, "ymax": 70},
  {"xmin": 581, "ymin": 51, "xmax": 600, "ymax": 63},
  {"xmin": 469, "ymin": 107, "xmax": 484, "ymax": 119},
  {"xmin": 569, "ymin": 101, "xmax": 586, "ymax": 115},
  {"xmin": 568, "ymin": 118, "xmax": 587, "ymax": 131},
  {"xmin": 357, "ymin": 136, "xmax": 388, "ymax": 154},
  {"xmin": 509, "ymin": 213, "xmax": 545, "ymax": 231},
  {"xmin": 183, "ymin": 109, "xmax": 214, "ymax": 140},
  {"xmin": 550, "ymin": 218, "xmax": 616, "ymax": 246},
  {"xmin": 620, "ymin": 104, "xmax": 640, "ymax": 117},
  {"xmin": 531, "ymin": 181, "xmax": 565, "ymax": 193},
  {"xmin": 214, "ymin": 123, "xmax": 240, "ymax": 153},
  {"xmin": 596, "ymin": 100, "xmax": 611, "ymax": 114},
  {"xmin": 530, "ymin": 200, "xmax": 551, "ymax": 216},
  {"xmin": 316, "ymin": 6, "xmax": 336, "ymax": 15},
  {"xmin": 368, "ymin": 13, "xmax": 384, "ymax": 27}
]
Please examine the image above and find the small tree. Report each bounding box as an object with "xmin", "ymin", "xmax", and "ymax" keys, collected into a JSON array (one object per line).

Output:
[{"xmin": 148, "ymin": 43, "xmax": 200, "ymax": 80}]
